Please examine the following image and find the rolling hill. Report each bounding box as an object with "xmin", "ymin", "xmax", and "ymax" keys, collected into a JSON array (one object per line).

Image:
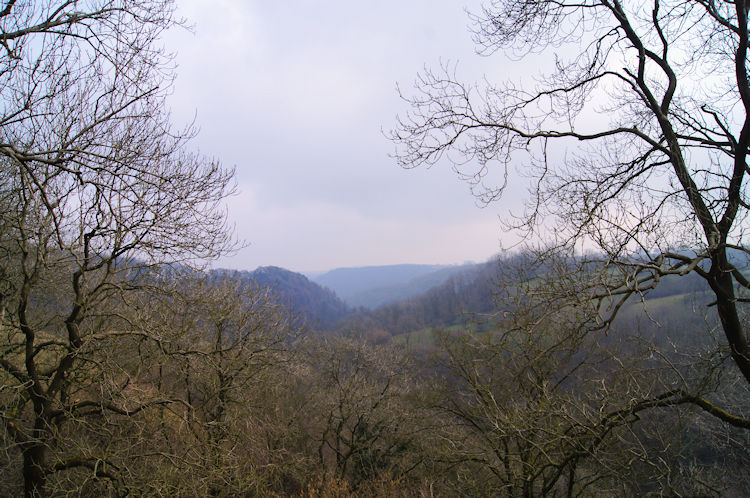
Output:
[
  {"xmin": 313, "ymin": 263, "xmax": 472, "ymax": 309},
  {"xmin": 214, "ymin": 266, "xmax": 350, "ymax": 330}
]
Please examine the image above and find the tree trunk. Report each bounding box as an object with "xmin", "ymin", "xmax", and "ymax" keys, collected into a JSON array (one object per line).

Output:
[
  {"xmin": 711, "ymin": 251, "xmax": 750, "ymax": 385},
  {"xmin": 22, "ymin": 441, "xmax": 47, "ymax": 498}
]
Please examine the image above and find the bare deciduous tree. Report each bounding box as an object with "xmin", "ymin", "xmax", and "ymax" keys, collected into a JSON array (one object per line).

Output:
[
  {"xmin": 303, "ymin": 338, "xmax": 427, "ymax": 492},
  {"xmin": 393, "ymin": 0, "xmax": 750, "ymax": 426},
  {"xmin": 428, "ymin": 252, "xmax": 750, "ymax": 495},
  {"xmin": 0, "ymin": 2, "xmax": 236, "ymax": 495}
]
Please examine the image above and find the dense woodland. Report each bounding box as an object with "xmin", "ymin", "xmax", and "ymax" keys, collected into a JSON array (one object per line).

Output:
[
  {"xmin": 4, "ymin": 1, "xmax": 750, "ymax": 496},
  {"xmin": 220, "ymin": 267, "xmax": 350, "ymax": 330}
]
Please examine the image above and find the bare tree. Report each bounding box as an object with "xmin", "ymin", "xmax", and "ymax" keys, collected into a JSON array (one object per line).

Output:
[
  {"xmin": 0, "ymin": 2, "xmax": 236, "ymax": 495},
  {"xmin": 302, "ymin": 337, "xmax": 428, "ymax": 493},
  {"xmin": 425, "ymin": 251, "xmax": 750, "ymax": 495},
  {"xmin": 162, "ymin": 273, "xmax": 297, "ymax": 496},
  {"xmin": 393, "ymin": 1, "xmax": 750, "ymax": 426}
]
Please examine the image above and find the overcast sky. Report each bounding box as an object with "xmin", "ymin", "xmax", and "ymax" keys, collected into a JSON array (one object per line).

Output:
[{"xmin": 166, "ymin": 0, "xmax": 523, "ymax": 273}]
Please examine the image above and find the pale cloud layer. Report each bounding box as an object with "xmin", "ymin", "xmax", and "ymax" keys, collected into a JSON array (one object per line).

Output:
[{"xmin": 166, "ymin": 0, "xmax": 521, "ymax": 272}]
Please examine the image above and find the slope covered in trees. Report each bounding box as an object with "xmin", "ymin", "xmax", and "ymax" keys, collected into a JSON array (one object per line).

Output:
[
  {"xmin": 219, "ymin": 266, "xmax": 350, "ymax": 330},
  {"xmin": 334, "ymin": 259, "xmax": 499, "ymax": 336},
  {"xmin": 313, "ymin": 263, "xmax": 466, "ymax": 308},
  {"xmin": 342, "ymin": 264, "xmax": 477, "ymax": 309}
]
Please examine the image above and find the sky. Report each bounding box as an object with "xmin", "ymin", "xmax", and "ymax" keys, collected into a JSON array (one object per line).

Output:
[{"xmin": 166, "ymin": 0, "xmax": 524, "ymax": 273}]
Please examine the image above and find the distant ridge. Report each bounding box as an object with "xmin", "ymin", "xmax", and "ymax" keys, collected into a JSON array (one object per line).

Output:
[
  {"xmin": 313, "ymin": 264, "xmax": 468, "ymax": 309},
  {"xmin": 213, "ymin": 266, "xmax": 349, "ymax": 330},
  {"xmin": 327, "ymin": 258, "xmax": 500, "ymax": 338}
]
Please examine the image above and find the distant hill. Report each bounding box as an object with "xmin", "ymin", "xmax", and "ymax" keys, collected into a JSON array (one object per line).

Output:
[
  {"xmin": 215, "ymin": 266, "xmax": 349, "ymax": 330},
  {"xmin": 313, "ymin": 264, "xmax": 469, "ymax": 309},
  {"xmin": 337, "ymin": 253, "xmax": 720, "ymax": 345},
  {"xmin": 335, "ymin": 259, "xmax": 500, "ymax": 336},
  {"xmin": 344, "ymin": 264, "xmax": 478, "ymax": 309}
]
